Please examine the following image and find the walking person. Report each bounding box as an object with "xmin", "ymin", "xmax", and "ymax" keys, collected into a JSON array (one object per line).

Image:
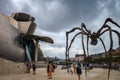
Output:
[
  {"xmin": 47, "ymin": 61, "xmax": 53, "ymax": 79},
  {"xmin": 52, "ymin": 63, "xmax": 56, "ymax": 73},
  {"xmin": 26, "ymin": 62, "xmax": 31, "ymax": 73},
  {"xmin": 47, "ymin": 63, "xmax": 49, "ymax": 76},
  {"xmin": 48, "ymin": 63, "xmax": 53, "ymax": 79},
  {"xmin": 32, "ymin": 64, "xmax": 36, "ymax": 75},
  {"xmin": 70, "ymin": 64, "xmax": 74, "ymax": 74},
  {"xmin": 76, "ymin": 63, "xmax": 82, "ymax": 80},
  {"xmin": 73, "ymin": 62, "xmax": 77, "ymax": 73}
]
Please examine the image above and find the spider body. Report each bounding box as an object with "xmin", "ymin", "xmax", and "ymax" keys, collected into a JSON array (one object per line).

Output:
[
  {"xmin": 90, "ymin": 32, "xmax": 98, "ymax": 45},
  {"xmin": 65, "ymin": 18, "xmax": 120, "ymax": 80}
]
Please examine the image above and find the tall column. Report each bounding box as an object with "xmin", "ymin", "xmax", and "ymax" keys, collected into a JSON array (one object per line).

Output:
[{"xmin": 33, "ymin": 39, "xmax": 39, "ymax": 62}]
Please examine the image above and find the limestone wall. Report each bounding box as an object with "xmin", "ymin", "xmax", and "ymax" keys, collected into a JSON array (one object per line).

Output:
[{"xmin": 0, "ymin": 58, "xmax": 26, "ymax": 76}]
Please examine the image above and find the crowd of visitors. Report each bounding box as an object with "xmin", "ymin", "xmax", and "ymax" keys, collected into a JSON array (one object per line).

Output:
[{"xmin": 25, "ymin": 61, "xmax": 92, "ymax": 80}]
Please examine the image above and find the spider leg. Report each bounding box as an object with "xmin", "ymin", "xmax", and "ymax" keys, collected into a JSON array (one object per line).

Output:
[
  {"xmin": 97, "ymin": 25, "xmax": 114, "ymax": 80},
  {"xmin": 104, "ymin": 18, "xmax": 120, "ymax": 28},
  {"xmin": 68, "ymin": 32, "xmax": 88, "ymax": 52},
  {"xmin": 65, "ymin": 32, "xmax": 69, "ymax": 72},
  {"xmin": 81, "ymin": 23, "xmax": 91, "ymax": 57},
  {"xmin": 66, "ymin": 27, "xmax": 82, "ymax": 34},
  {"xmin": 65, "ymin": 27, "xmax": 89, "ymax": 72},
  {"xmin": 81, "ymin": 23, "xmax": 90, "ymax": 57},
  {"xmin": 81, "ymin": 23, "xmax": 92, "ymax": 77},
  {"xmin": 108, "ymin": 28, "xmax": 113, "ymax": 80},
  {"xmin": 68, "ymin": 32, "xmax": 83, "ymax": 52},
  {"xmin": 87, "ymin": 36, "xmax": 89, "ymax": 57},
  {"xmin": 100, "ymin": 28, "xmax": 120, "ymax": 47},
  {"xmin": 66, "ymin": 28, "xmax": 82, "ymax": 56},
  {"xmin": 66, "ymin": 27, "xmax": 85, "ymax": 56},
  {"xmin": 81, "ymin": 23, "xmax": 91, "ymax": 36},
  {"xmin": 99, "ymin": 38, "xmax": 108, "ymax": 65},
  {"xmin": 81, "ymin": 28, "xmax": 88, "ymax": 77},
  {"xmin": 67, "ymin": 32, "xmax": 83, "ymax": 69},
  {"xmin": 66, "ymin": 30, "xmax": 90, "ymax": 76},
  {"xmin": 96, "ymin": 18, "xmax": 120, "ymax": 36},
  {"xmin": 65, "ymin": 27, "xmax": 83, "ymax": 72}
]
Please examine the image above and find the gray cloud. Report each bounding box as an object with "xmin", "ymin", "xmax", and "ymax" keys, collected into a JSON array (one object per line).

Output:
[
  {"xmin": 9, "ymin": 0, "xmax": 99, "ymax": 32},
  {"xmin": 0, "ymin": 0, "xmax": 15, "ymax": 15}
]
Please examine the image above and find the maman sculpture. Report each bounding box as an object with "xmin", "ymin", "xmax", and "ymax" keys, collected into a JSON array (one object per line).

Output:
[{"xmin": 65, "ymin": 18, "xmax": 120, "ymax": 79}]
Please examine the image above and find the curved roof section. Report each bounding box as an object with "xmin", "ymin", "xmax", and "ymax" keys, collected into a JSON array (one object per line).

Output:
[
  {"xmin": 24, "ymin": 35, "xmax": 54, "ymax": 44},
  {"xmin": 11, "ymin": 13, "xmax": 35, "ymax": 21}
]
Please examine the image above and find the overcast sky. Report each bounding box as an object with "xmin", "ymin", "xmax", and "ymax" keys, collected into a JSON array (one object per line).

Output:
[{"xmin": 0, "ymin": 0, "xmax": 120, "ymax": 59}]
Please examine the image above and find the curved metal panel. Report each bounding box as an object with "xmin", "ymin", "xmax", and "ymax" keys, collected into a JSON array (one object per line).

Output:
[{"xmin": 0, "ymin": 14, "xmax": 25, "ymax": 62}]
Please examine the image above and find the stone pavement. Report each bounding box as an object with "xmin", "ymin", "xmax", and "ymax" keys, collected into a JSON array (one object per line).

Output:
[{"xmin": 0, "ymin": 66, "xmax": 120, "ymax": 80}]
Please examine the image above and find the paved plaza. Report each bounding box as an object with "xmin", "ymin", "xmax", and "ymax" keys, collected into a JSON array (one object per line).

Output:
[{"xmin": 0, "ymin": 66, "xmax": 120, "ymax": 80}]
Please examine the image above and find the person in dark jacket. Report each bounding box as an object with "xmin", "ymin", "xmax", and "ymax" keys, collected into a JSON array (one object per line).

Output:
[
  {"xmin": 76, "ymin": 63, "xmax": 82, "ymax": 80},
  {"xmin": 32, "ymin": 64, "xmax": 36, "ymax": 75}
]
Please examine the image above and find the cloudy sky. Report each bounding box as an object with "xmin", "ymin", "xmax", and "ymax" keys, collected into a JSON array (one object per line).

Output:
[{"xmin": 0, "ymin": 0, "xmax": 120, "ymax": 59}]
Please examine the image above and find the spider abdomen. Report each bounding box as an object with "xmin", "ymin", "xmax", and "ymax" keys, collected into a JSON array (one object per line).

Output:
[{"xmin": 90, "ymin": 39, "xmax": 98, "ymax": 45}]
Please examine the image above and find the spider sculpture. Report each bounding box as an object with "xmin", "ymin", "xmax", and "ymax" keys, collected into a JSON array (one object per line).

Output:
[{"xmin": 65, "ymin": 18, "xmax": 120, "ymax": 80}]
